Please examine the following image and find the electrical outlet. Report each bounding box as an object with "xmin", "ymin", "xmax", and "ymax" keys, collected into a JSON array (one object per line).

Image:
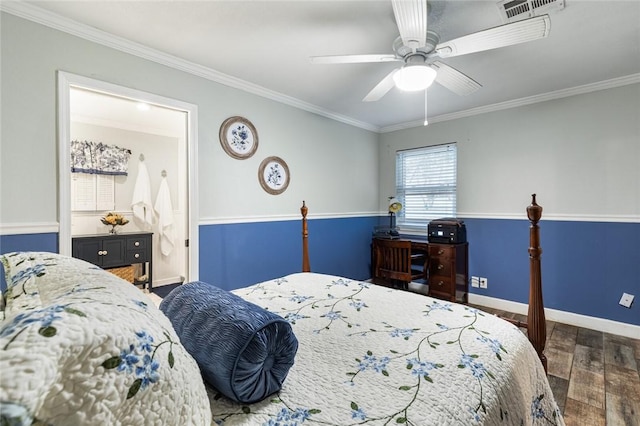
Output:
[
  {"xmin": 619, "ymin": 293, "xmax": 635, "ymax": 308},
  {"xmin": 479, "ymin": 277, "xmax": 488, "ymax": 289},
  {"xmin": 471, "ymin": 276, "xmax": 480, "ymax": 288}
]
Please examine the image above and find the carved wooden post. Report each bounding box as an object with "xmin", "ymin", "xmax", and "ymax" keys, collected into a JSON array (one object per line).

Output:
[
  {"xmin": 527, "ymin": 194, "xmax": 547, "ymax": 372},
  {"xmin": 301, "ymin": 201, "xmax": 310, "ymax": 272}
]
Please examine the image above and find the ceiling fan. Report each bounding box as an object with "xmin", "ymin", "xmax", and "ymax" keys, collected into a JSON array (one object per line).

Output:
[{"xmin": 310, "ymin": 0, "xmax": 551, "ymax": 102}]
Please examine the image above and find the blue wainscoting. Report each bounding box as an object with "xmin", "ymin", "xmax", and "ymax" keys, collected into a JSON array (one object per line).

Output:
[
  {"xmin": 0, "ymin": 232, "xmax": 59, "ymax": 290},
  {"xmin": 2, "ymin": 219, "xmax": 638, "ymax": 327},
  {"xmin": 463, "ymin": 218, "xmax": 640, "ymax": 327},
  {"xmin": 200, "ymin": 217, "xmax": 640, "ymax": 325},
  {"xmin": 198, "ymin": 216, "xmax": 380, "ymax": 291}
]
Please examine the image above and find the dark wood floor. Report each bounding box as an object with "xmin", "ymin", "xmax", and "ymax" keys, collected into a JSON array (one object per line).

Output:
[{"xmin": 475, "ymin": 306, "xmax": 640, "ymax": 426}]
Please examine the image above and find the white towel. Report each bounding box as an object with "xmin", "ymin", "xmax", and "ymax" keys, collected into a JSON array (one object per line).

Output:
[
  {"xmin": 154, "ymin": 176, "xmax": 175, "ymax": 256},
  {"xmin": 131, "ymin": 161, "xmax": 155, "ymax": 229}
]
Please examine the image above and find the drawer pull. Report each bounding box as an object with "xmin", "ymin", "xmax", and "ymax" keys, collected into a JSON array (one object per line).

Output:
[
  {"xmin": 437, "ymin": 264, "xmax": 444, "ymax": 270},
  {"xmin": 437, "ymin": 281, "xmax": 444, "ymax": 286},
  {"xmin": 134, "ymin": 253, "xmax": 140, "ymax": 259},
  {"xmin": 438, "ymin": 249, "xmax": 444, "ymax": 255},
  {"xmin": 134, "ymin": 241, "xmax": 140, "ymax": 247}
]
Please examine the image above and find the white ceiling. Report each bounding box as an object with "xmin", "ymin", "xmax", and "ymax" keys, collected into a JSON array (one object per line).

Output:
[
  {"xmin": 14, "ymin": 1, "xmax": 640, "ymax": 131},
  {"xmin": 70, "ymin": 88, "xmax": 187, "ymax": 138}
]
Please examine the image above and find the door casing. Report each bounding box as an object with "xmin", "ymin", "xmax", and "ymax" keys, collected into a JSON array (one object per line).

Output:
[{"xmin": 57, "ymin": 71, "xmax": 199, "ymax": 282}]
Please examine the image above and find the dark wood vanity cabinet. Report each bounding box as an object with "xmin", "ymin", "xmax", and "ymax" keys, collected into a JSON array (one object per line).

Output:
[{"xmin": 72, "ymin": 232, "xmax": 153, "ymax": 290}]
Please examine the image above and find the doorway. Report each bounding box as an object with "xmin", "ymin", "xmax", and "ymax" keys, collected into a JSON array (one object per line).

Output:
[{"xmin": 58, "ymin": 72, "xmax": 200, "ymax": 284}]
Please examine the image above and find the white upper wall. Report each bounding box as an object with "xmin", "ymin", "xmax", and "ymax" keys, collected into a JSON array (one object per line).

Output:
[
  {"xmin": 2, "ymin": 11, "xmax": 638, "ymax": 230},
  {"xmin": 378, "ymin": 84, "xmax": 640, "ymax": 222},
  {"xmin": 0, "ymin": 12, "xmax": 379, "ymax": 228}
]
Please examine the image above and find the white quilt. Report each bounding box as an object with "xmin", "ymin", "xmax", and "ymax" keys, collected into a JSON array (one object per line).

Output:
[
  {"xmin": 209, "ymin": 273, "xmax": 565, "ymax": 426},
  {"xmin": 0, "ymin": 253, "xmax": 564, "ymax": 426},
  {"xmin": 0, "ymin": 252, "xmax": 211, "ymax": 425}
]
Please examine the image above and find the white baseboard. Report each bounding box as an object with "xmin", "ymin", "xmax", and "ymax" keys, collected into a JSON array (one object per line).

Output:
[
  {"xmin": 469, "ymin": 294, "xmax": 640, "ymax": 339},
  {"xmin": 152, "ymin": 277, "xmax": 183, "ymax": 287}
]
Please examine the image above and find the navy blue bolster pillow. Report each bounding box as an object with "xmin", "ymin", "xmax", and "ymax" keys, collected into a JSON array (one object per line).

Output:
[{"xmin": 159, "ymin": 281, "xmax": 298, "ymax": 404}]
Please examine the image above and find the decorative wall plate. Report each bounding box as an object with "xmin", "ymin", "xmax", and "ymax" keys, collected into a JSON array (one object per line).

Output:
[
  {"xmin": 219, "ymin": 116, "xmax": 258, "ymax": 159},
  {"xmin": 258, "ymin": 156, "xmax": 290, "ymax": 195}
]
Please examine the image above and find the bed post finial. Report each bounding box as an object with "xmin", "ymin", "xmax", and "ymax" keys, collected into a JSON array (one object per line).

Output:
[
  {"xmin": 527, "ymin": 193, "xmax": 547, "ymax": 372},
  {"xmin": 527, "ymin": 194, "xmax": 542, "ymax": 224},
  {"xmin": 301, "ymin": 201, "xmax": 310, "ymax": 272}
]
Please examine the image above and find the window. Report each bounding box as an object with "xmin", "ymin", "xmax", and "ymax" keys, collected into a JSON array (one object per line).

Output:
[
  {"xmin": 71, "ymin": 173, "xmax": 115, "ymax": 211},
  {"xmin": 395, "ymin": 143, "xmax": 457, "ymax": 231}
]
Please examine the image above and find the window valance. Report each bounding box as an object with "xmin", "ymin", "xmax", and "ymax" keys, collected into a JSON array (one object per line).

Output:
[{"xmin": 71, "ymin": 140, "xmax": 131, "ymax": 175}]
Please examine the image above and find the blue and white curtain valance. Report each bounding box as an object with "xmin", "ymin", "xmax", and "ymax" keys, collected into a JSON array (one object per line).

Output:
[{"xmin": 71, "ymin": 140, "xmax": 131, "ymax": 175}]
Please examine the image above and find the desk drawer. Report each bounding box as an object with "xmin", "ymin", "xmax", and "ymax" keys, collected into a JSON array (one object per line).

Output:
[
  {"xmin": 127, "ymin": 236, "xmax": 149, "ymax": 250},
  {"xmin": 429, "ymin": 277, "xmax": 453, "ymax": 296},
  {"xmin": 126, "ymin": 250, "xmax": 150, "ymax": 264},
  {"xmin": 428, "ymin": 244, "xmax": 455, "ymax": 259},
  {"xmin": 428, "ymin": 258, "xmax": 452, "ymax": 278}
]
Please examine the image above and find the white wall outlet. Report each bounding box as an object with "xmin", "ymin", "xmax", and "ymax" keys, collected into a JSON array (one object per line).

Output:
[
  {"xmin": 619, "ymin": 293, "xmax": 634, "ymax": 308},
  {"xmin": 479, "ymin": 277, "xmax": 488, "ymax": 289},
  {"xmin": 471, "ymin": 276, "xmax": 480, "ymax": 288}
]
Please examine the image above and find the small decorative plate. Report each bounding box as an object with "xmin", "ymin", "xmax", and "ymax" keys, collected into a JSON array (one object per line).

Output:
[
  {"xmin": 219, "ymin": 116, "xmax": 258, "ymax": 159},
  {"xmin": 258, "ymin": 156, "xmax": 290, "ymax": 195}
]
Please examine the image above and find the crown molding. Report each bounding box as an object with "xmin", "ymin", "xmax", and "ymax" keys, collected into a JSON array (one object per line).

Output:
[
  {"xmin": 2, "ymin": 2, "xmax": 637, "ymax": 135},
  {"xmin": 0, "ymin": 1, "xmax": 379, "ymax": 133},
  {"xmin": 380, "ymin": 73, "xmax": 640, "ymax": 133}
]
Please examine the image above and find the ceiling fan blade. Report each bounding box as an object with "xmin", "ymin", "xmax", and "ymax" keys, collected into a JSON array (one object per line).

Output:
[
  {"xmin": 363, "ymin": 69, "xmax": 398, "ymax": 102},
  {"xmin": 391, "ymin": 0, "xmax": 428, "ymax": 50},
  {"xmin": 435, "ymin": 14, "xmax": 550, "ymax": 58},
  {"xmin": 431, "ymin": 61, "xmax": 482, "ymax": 96},
  {"xmin": 310, "ymin": 54, "xmax": 399, "ymax": 64}
]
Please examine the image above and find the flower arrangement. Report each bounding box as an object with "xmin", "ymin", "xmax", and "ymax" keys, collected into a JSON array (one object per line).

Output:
[{"xmin": 101, "ymin": 212, "xmax": 129, "ymax": 234}]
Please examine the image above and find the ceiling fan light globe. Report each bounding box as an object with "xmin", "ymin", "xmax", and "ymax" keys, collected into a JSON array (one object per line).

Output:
[{"xmin": 393, "ymin": 65, "xmax": 437, "ymax": 92}]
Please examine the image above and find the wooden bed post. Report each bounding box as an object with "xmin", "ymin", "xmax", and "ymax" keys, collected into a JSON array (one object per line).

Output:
[
  {"xmin": 301, "ymin": 201, "xmax": 310, "ymax": 272},
  {"xmin": 527, "ymin": 194, "xmax": 547, "ymax": 372}
]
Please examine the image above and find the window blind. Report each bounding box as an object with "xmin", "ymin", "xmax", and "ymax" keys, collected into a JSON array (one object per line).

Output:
[{"xmin": 395, "ymin": 143, "xmax": 457, "ymax": 230}]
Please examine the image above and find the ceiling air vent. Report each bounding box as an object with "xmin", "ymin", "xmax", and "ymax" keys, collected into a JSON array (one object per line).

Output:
[{"xmin": 497, "ymin": 0, "xmax": 565, "ymax": 23}]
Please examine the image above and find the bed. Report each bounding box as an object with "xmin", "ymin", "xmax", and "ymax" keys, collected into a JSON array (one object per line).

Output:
[
  {"xmin": 0, "ymin": 196, "xmax": 562, "ymax": 425},
  {"xmin": 200, "ymin": 196, "xmax": 561, "ymax": 425}
]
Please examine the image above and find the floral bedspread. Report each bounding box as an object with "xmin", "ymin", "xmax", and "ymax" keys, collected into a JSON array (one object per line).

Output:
[
  {"xmin": 0, "ymin": 252, "xmax": 211, "ymax": 425},
  {"xmin": 210, "ymin": 273, "xmax": 564, "ymax": 426}
]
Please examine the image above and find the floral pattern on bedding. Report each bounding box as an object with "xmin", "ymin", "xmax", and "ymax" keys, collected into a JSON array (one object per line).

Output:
[
  {"xmin": 0, "ymin": 252, "xmax": 211, "ymax": 426},
  {"xmin": 210, "ymin": 273, "xmax": 564, "ymax": 426}
]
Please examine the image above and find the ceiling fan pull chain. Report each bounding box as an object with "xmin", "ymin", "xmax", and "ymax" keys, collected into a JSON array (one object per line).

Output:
[{"xmin": 424, "ymin": 90, "xmax": 429, "ymax": 126}]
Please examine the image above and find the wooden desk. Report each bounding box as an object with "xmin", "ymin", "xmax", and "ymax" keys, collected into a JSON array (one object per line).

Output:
[{"xmin": 372, "ymin": 237, "xmax": 468, "ymax": 303}]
